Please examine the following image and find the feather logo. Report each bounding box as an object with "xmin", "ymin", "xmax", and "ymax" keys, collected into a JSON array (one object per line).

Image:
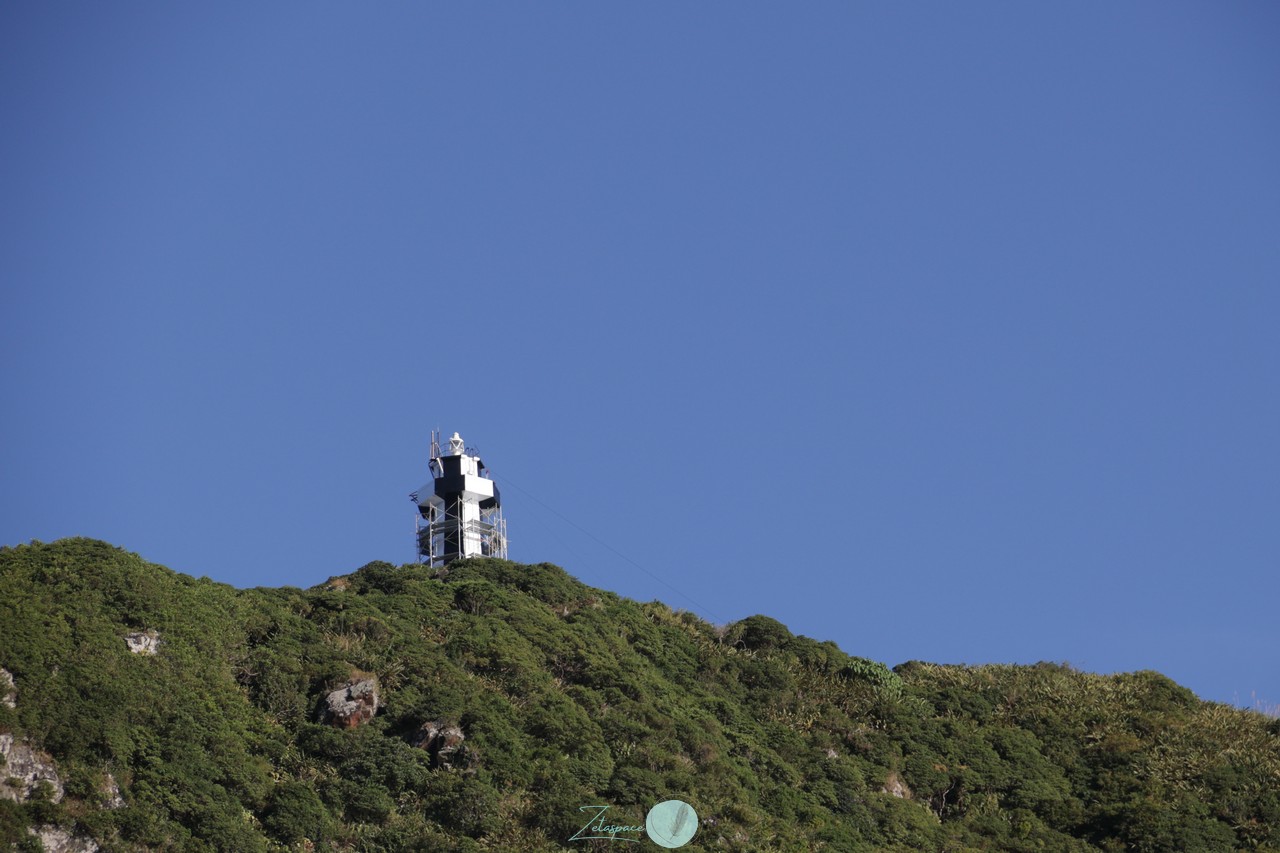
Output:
[
  {"xmin": 645, "ymin": 799, "xmax": 698, "ymax": 848},
  {"xmin": 668, "ymin": 803, "xmax": 689, "ymax": 837}
]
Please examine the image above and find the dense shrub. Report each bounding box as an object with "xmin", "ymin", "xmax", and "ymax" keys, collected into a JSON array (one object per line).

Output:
[{"xmin": 263, "ymin": 781, "xmax": 333, "ymax": 842}]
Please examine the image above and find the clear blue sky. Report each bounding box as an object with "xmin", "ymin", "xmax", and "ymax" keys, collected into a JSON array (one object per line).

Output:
[{"xmin": 3, "ymin": 3, "xmax": 1278, "ymax": 709}]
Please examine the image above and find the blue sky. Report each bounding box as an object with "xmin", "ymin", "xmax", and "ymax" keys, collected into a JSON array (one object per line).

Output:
[{"xmin": 3, "ymin": 3, "xmax": 1278, "ymax": 709}]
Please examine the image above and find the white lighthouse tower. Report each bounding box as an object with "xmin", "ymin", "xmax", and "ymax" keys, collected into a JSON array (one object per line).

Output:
[{"xmin": 411, "ymin": 431, "xmax": 508, "ymax": 566}]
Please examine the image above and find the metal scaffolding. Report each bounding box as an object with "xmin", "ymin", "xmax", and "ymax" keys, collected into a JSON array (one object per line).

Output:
[{"xmin": 415, "ymin": 498, "xmax": 508, "ymax": 565}]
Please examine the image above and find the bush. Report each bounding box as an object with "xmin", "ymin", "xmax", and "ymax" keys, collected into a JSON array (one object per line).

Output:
[
  {"xmin": 724, "ymin": 615, "xmax": 793, "ymax": 650},
  {"xmin": 262, "ymin": 782, "xmax": 333, "ymax": 843}
]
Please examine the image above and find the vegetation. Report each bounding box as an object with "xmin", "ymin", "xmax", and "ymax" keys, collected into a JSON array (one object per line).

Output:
[{"xmin": 1, "ymin": 538, "xmax": 1277, "ymax": 851}]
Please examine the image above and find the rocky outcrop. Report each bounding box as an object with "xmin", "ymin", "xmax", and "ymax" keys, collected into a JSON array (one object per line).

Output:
[
  {"xmin": 101, "ymin": 772, "xmax": 124, "ymax": 809},
  {"xmin": 28, "ymin": 825, "xmax": 100, "ymax": 853},
  {"xmin": 125, "ymin": 630, "xmax": 161, "ymax": 655},
  {"xmin": 881, "ymin": 771, "xmax": 912, "ymax": 799},
  {"xmin": 0, "ymin": 733, "xmax": 64, "ymax": 803},
  {"xmin": 411, "ymin": 720, "xmax": 473, "ymax": 770},
  {"xmin": 1, "ymin": 667, "xmax": 14, "ymax": 708},
  {"xmin": 317, "ymin": 678, "xmax": 379, "ymax": 728}
]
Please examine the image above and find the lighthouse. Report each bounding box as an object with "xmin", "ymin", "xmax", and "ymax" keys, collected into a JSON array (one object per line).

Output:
[{"xmin": 410, "ymin": 431, "xmax": 508, "ymax": 566}]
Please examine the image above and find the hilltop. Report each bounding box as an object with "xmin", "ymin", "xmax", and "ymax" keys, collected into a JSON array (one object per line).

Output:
[{"xmin": 1, "ymin": 539, "xmax": 1277, "ymax": 851}]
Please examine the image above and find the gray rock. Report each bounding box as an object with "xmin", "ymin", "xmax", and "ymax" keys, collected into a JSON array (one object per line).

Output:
[
  {"xmin": 125, "ymin": 631, "xmax": 161, "ymax": 655},
  {"xmin": 28, "ymin": 825, "xmax": 100, "ymax": 853},
  {"xmin": 1, "ymin": 667, "xmax": 14, "ymax": 708},
  {"xmin": 101, "ymin": 772, "xmax": 124, "ymax": 809},
  {"xmin": 317, "ymin": 678, "xmax": 379, "ymax": 728},
  {"xmin": 881, "ymin": 771, "xmax": 912, "ymax": 799},
  {"xmin": 0, "ymin": 733, "xmax": 64, "ymax": 804},
  {"xmin": 411, "ymin": 720, "xmax": 472, "ymax": 769}
]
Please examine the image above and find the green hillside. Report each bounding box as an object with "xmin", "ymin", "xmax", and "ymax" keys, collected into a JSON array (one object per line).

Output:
[{"xmin": 1, "ymin": 539, "xmax": 1277, "ymax": 852}]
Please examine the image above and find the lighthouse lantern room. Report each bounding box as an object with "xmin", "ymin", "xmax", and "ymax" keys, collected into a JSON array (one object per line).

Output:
[{"xmin": 411, "ymin": 431, "xmax": 508, "ymax": 566}]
